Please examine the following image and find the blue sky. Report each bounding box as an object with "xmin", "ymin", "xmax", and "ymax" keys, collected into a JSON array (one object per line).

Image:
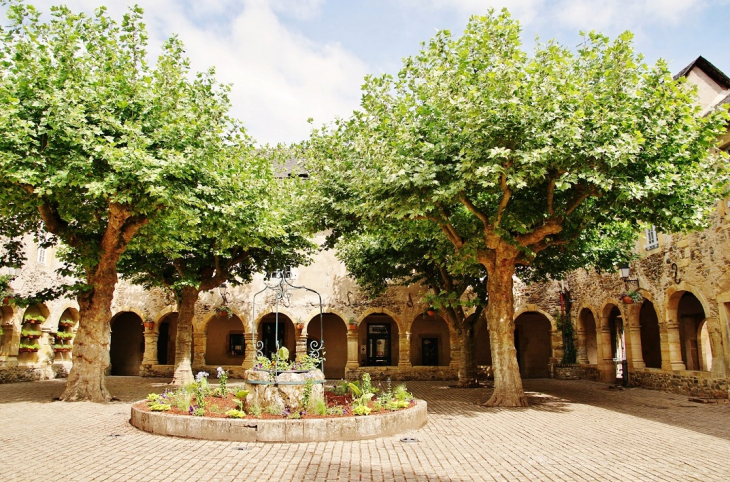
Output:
[{"xmin": 8, "ymin": 0, "xmax": 730, "ymax": 144}]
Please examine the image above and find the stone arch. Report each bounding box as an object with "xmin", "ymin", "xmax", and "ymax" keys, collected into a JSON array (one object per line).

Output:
[
  {"xmin": 22, "ymin": 303, "xmax": 50, "ymax": 323},
  {"xmin": 156, "ymin": 311, "xmax": 178, "ymax": 365},
  {"xmin": 1, "ymin": 303, "xmax": 15, "ymax": 355},
  {"xmin": 111, "ymin": 307, "xmax": 146, "ymax": 326},
  {"xmin": 51, "ymin": 303, "xmax": 79, "ymax": 329},
  {"xmin": 409, "ymin": 313, "xmax": 451, "ymax": 367},
  {"xmin": 359, "ymin": 311, "xmax": 400, "ymax": 366},
  {"xmin": 153, "ymin": 306, "xmax": 179, "ymax": 331},
  {"xmin": 252, "ymin": 308, "xmax": 296, "ymax": 333},
  {"xmin": 638, "ymin": 299, "xmax": 662, "ymax": 369},
  {"xmin": 577, "ymin": 306, "xmax": 599, "ymax": 365},
  {"xmin": 109, "ymin": 311, "xmax": 145, "ymax": 376},
  {"xmin": 205, "ymin": 313, "xmax": 246, "ymax": 366},
  {"xmin": 599, "ymin": 303, "xmax": 625, "ymax": 382},
  {"xmin": 356, "ymin": 308, "xmax": 404, "ymax": 333},
  {"xmin": 513, "ymin": 311, "xmax": 553, "ymax": 378},
  {"xmin": 304, "ymin": 307, "xmax": 349, "ymax": 334},
  {"xmin": 306, "ymin": 312, "xmax": 347, "ymax": 378},
  {"xmin": 200, "ymin": 309, "xmax": 249, "ymax": 334},
  {"xmin": 668, "ymin": 289, "xmax": 708, "ymax": 371},
  {"xmin": 514, "ymin": 304, "xmax": 557, "ymax": 332}
]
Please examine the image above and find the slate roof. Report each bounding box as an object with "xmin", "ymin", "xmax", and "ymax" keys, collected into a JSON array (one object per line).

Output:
[{"xmin": 674, "ymin": 55, "xmax": 730, "ymax": 90}]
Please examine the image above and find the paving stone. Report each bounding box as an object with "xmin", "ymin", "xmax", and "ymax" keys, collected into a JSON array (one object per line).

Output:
[{"xmin": 1, "ymin": 377, "xmax": 730, "ymax": 480}]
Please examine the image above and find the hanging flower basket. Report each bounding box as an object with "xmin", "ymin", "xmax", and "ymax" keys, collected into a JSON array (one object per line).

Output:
[
  {"xmin": 348, "ymin": 321, "xmax": 358, "ymax": 331},
  {"xmin": 619, "ymin": 291, "xmax": 643, "ymax": 305},
  {"xmin": 295, "ymin": 323, "xmax": 304, "ymax": 330},
  {"xmin": 426, "ymin": 308, "xmax": 436, "ymax": 317},
  {"xmin": 143, "ymin": 320, "xmax": 155, "ymax": 331},
  {"xmin": 58, "ymin": 320, "xmax": 75, "ymax": 328}
]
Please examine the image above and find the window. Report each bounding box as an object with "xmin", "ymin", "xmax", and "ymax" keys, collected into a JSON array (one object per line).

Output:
[
  {"xmin": 229, "ymin": 333, "xmax": 245, "ymax": 356},
  {"xmin": 645, "ymin": 226, "xmax": 659, "ymax": 250},
  {"xmin": 36, "ymin": 245, "xmax": 47, "ymax": 265}
]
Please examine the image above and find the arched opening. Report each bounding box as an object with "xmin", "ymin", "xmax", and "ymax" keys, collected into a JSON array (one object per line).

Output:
[
  {"xmin": 1, "ymin": 304, "xmax": 13, "ymax": 354},
  {"xmin": 19, "ymin": 304, "xmax": 50, "ymax": 362},
  {"xmin": 608, "ymin": 306, "xmax": 625, "ymax": 380},
  {"xmin": 677, "ymin": 292, "xmax": 707, "ymax": 371},
  {"xmin": 206, "ymin": 314, "xmax": 245, "ymax": 366},
  {"xmin": 473, "ymin": 313, "xmax": 492, "ymax": 367},
  {"xmin": 359, "ymin": 313, "xmax": 399, "ymax": 366},
  {"xmin": 110, "ymin": 312, "xmax": 144, "ymax": 375},
  {"xmin": 578, "ymin": 308, "xmax": 598, "ymax": 365},
  {"xmin": 410, "ymin": 313, "xmax": 450, "ymax": 366},
  {"xmin": 639, "ymin": 300, "xmax": 662, "ymax": 369},
  {"xmin": 157, "ymin": 312, "xmax": 178, "ymax": 365},
  {"xmin": 514, "ymin": 311, "xmax": 552, "ymax": 378},
  {"xmin": 54, "ymin": 308, "xmax": 79, "ymax": 360},
  {"xmin": 257, "ymin": 313, "xmax": 295, "ymax": 361},
  {"xmin": 306, "ymin": 313, "xmax": 347, "ymax": 378}
]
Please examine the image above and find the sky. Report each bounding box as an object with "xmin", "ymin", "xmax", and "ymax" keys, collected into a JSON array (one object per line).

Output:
[{"xmin": 4, "ymin": 0, "xmax": 730, "ymax": 145}]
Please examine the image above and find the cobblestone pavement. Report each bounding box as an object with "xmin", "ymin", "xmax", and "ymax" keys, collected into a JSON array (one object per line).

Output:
[{"xmin": 1, "ymin": 377, "xmax": 729, "ymax": 481}]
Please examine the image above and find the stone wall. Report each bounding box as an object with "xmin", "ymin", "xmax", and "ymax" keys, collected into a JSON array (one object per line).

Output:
[
  {"xmin": 346, "ymin": 365, "xmax": 457, "ymax": 382},
  {"xmin": 632, "ymin": 368, "xmax": 729, "ymax": 399}
]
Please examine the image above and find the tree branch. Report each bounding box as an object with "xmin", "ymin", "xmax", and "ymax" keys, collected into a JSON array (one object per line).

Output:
[
  {"xmin": 458, "ymin": 192, "xmax": 489, "ymax": 230},
  {"xmin": 546, "ymin": 176, "xmax": 556, "ymax": 217},
  {"xmin": 493, "ymin": 171, "xmax": 512, "ymax": 228}
]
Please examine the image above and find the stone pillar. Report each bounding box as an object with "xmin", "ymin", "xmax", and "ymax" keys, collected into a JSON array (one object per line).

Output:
[
  {"xmin": 141, "ymin": 332, "xmax": 159, "ymax": 365},
  {"xmin": 627, "ymin": 326, "xmax": 645, "ymax": 370},
  {"xmin": 398, "ymin": 331, "xmax": 412, "ymax": 368},
  {"xmin": 192, "ymin": 332, "xmax": 206, "ymax": 368},
  {"xmin": 0, "ymin": 322, "xmax": 19, "ymax": 367},
  {"xmin": 576, "ymin": 328, "xmax": 589, "ymax": 364},
  {"xmin": 598, "ymin": 320, "xmax": 616, "ymax": 383},
  {"xmin": 664, "ymin": 322, "xmax": 686, "ymax": 371},
  {"xmin": 706, "ymin": 318, "xmax": 725, "ymax": 376},
  {"xmin": 345, "ymin": 330, "xmax": 359, "ymax": 370},
  {"xmin": 242, "ymin": 333, "xmax": 255, "ymax": 369},
  {"xmin": 449, "ymin": 331, "xmax": 460, "ymax": 370},
  {"xmin": 551, "ymin": 327, "xmax": 564, "ymax": 365},
  {"xmin": 295, "ymin": 333, "xmax": 308, "ymax": 360}
]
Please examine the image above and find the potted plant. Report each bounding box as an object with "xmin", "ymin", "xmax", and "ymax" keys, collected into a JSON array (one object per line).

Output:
[
  {"xmin": 215, "ymin": 306, "xmax": 233, "ymax": 318},
  {"xmin": 143, "ymin": 318, "xmax": 155, "ymax": 331},
  {"xmin": 426, "ymin": 308, "xmax": 436, "ymax": 317},
  {"xmin": 58, "ymin": 319, "xmax": 75, "ymax": 328},
  {"xmin": 295, "ymin": 320, "xmax": 305, "ymax": 330},
  {"xmin": 619, "ymin": 290, "xmax": 643, "ymax": 304},
  {"xmin": 347, "ymin": 318, "xmax": 358, "ymax": 331},
  {"xmin": 19, "ymin": 342, "xmax": 40, "ymax": 353}
]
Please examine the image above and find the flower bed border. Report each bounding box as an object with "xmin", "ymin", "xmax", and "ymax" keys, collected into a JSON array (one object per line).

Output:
[{"xmin": 130, "ymin": 399, "xmax": 427, "ymax": 442}]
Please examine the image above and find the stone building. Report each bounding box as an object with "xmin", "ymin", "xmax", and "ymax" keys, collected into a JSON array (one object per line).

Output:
[{"xmin": 1, "ymin": 56, "xmax": 729, "ymax": 400}]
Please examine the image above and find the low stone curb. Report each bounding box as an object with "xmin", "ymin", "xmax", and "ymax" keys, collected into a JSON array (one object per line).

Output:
[{"xmin": 130, "ymin": 400, "xmax": 427, "ymax": 443}]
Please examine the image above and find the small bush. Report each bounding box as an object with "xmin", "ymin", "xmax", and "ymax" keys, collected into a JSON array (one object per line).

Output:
[
  {"xmin": 326, "ymin": 405, "xmax": 344, "ymax": 416},
  {"xmin": 353, "ymin": 405, "xmax": 371, "ymax": 416},
  {"xmin": 248, "ymin": 403, "xmax": 262, "ymax": 417},
  {"xmin": 310, "ymin": 397, "xmax": 327, "ymax": 416},
  {"xmin": 226, "ymin": 409, "xmax": 246, "ymax": 419},
  {"xmin": 149, "ymin": 403, "xmax": 170, "ymax": 412},
  {"xmin": 265, "ymin": 403, "xmax": 283, "ymax": 416}
]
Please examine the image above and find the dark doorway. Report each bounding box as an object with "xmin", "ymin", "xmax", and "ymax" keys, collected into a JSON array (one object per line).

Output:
[
  {"xmin": 421, "ymin": 338, "xmax": 439, "ymax": 366},
  {"xmin": 110, "ymin": 312, "xmax": 144, "ymax": 376},
  {"xmin": 158, "ymin": 322, "xmax": 169, "ymax": 364},
  {"xmin": 367, "ymin": 323, "xmax": 391, "ymax": 366},
  {"xmin": 262, "ymin": 321, "xmax": 286, "ymax": 359}
]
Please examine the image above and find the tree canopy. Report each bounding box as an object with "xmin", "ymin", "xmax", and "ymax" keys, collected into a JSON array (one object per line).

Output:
[{"xmin": 306, "ymin": 10, "xmax": 729, "ymax": 406}]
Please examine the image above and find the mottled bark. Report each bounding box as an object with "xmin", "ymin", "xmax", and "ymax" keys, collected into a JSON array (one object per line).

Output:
[
  {"xmin": 482, "ymin": 248, "xmax": 528, "ymax": 407},
  {"xmin": 56, "ymin": 203, "xmax": 147, "ymax": 403},
  {"xmin": 457, "ymin": 323, "xmax": 479, "ymax": 388},
  {"xmin": 172, "ymin": 285, "xmax": 199, "ymax": 386}
]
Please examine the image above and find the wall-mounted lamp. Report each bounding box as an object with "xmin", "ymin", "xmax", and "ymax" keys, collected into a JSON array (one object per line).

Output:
[
  {"xmin": 218, "ymin": 282, "xmax": 229, "ymax": 305},
  {"xmin": 618, "ymin": 262, "xmax": 640, "ymax": 290}
]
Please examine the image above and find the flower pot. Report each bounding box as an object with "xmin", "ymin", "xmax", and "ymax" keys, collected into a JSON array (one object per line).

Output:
[
  {"xmin": 622, "ymin": 296, "xmax": 634, "ymax": 305},
  {"xmin": 296, "ymin": 324, "xmax": 304, "ymax": 330},
  {"xmin": 59, "ymin": 321, "xmax": 74, "ymax": 327},
  {"xmin": 348, "ymin": 324, "xmax": 358, "ymax": 331},
  {"xmin": 143, "ymin": 321, "xmax": 155, "ymax": 331},
  {"xmin": 426, "ymin": 309, "xmax": 436, "ymax": 317}
]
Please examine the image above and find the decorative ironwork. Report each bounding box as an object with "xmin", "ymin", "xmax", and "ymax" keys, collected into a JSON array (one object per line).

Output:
[{"xmin": 251, "ymin": 268, "xmax": 325, "ymax": 384}]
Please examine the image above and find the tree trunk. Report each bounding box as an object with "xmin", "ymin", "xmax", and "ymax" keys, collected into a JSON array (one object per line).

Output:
[
  {"xmin": 172, "ymin": 285, "xmax": 199, "ymax": 386},
  {"xmin": 60, "ymin": 273, "xmax": 116, "ymax": 402},
  {"xmin": 457, "ymin": 323, "xmax": 479, "ymax": 387},
  {"xmin": 482, "ymin": 250, "xmax": 528, "ymax": 407}
]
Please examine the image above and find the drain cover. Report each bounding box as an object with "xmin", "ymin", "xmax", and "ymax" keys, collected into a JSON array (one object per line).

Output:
[
  {"xmin": 233, "ymin": 446, "xmax": 248, "ymax": 451},
  {"xmin": 400, "ymin": 437, "xmax": 418, "ymax": 443},
  {"xmin": 108, "ymin": 434, "xmax": 122, "ymax": 438}
]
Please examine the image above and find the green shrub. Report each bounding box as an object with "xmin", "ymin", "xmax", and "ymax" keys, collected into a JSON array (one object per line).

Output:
[
  {"xmin": 310, "ymin": 397, "xmax": 327, "ymax": 416},
  {"xmin": 265, "ymin": 403, "xmax": 283, "ymax": 416},
  {"xmin": 149, "ymin": 403, "xmax": 170, "ymax": 412},
  {"xmin": 326, "ymin": 406, "xmax": 344, "ymax": 416},
  {"xmin": 226, "ymin": 409, "xmax": 246, "ymax": 419},
  {"xmin": 353, "ymin": 405, "xmax": 371, "ymax": 416},
  {"xmin": 248, "ymin": 403, "xmax": 262, "ymax": 417},
  {"xmin": 192, "ymin": 407, "xmax": 206, "ymax": 417}
]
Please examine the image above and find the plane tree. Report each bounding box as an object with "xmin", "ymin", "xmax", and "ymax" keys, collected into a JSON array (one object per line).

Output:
[
  {"xmin": 0, "ymin": 3, "xmax": 258, "ymax": 401},
  {"xmin": 306, "ymin": 11, "xmax": 728, "ymax": 406}
]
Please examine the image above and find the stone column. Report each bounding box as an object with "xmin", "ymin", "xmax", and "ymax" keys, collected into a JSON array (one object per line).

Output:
[
  {"xmin": 706, "ymin": 318, "xmax": 725, "ymax": 376},
  {"xmin": 449, "ymin": 330, "xmax": 460, "ymax": 370},
  {"xmin": 598, "ymin": 318, "xmax": 616, "ymax": 383},
  {"xmin": 576, "ymin": 328, "xmax": 589, "ymax": 364},
  {"xmin": 192, "ymin": 332, "xmax": 206, "ymax": 368},
  {"xmin": 0, "ymin": 321, "xmax": 19, "ymax": 367},
  {"xmin": 345, "ymin": 330, "xmax": 359, "ymax": 370},
  {"xmin": 627, "ymin": 325, "xmax": 645, "ymax": 370},
  {"xmin": 664, "ymin": 321, "xmax": 686, "ymax": 371},
  {"xmin": 242, "ymin": 333, "xmax": 255, "ymax": 369},
  {"xmin": 398, "ymin": 331, "xmax": 412, "ymax": 368},
  {"xmin": 295, "ymin": 333, "xmax": 308, "ymax": 360},
  {"xmin": 141, "ymin": 331, "xmax": 159, "ymax": 365}
]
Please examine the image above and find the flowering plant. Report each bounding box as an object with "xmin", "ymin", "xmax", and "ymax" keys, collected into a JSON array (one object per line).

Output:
[{"xmin": 216, "ymin": 367, "xmax": 229, "ymax": 397}]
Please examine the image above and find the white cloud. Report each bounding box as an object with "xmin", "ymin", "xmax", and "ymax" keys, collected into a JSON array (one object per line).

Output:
[{"xmin": 6, "ymin": 0, "xmax": 367, "ymax": 145}]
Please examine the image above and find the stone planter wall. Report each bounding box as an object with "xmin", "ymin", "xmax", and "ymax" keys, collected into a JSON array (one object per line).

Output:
[
  {"xmin": 0, "ymin": 365, "xmax": 54, "ymax": 384},
  {"xmin": 631, "ymin": 368, "xmax": 729, "ymax": 398},
  {"xmin": 552, "ymin": 364, "xmax": 583, "ymax": 380},
  {"xmin": 130, "ymin": 399, "xmax": 428, "ymax": 443}
]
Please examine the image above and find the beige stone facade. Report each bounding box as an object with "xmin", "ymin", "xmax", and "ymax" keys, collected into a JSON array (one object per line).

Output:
[{"xmin": 2, "ymin": 57, "xmax": 729, "ymax": 400}]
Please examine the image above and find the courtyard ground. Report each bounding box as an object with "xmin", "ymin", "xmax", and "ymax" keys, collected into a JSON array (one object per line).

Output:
[{"xmin": 0, "ymin": 377, "xmax": 729, "ymax": 481}]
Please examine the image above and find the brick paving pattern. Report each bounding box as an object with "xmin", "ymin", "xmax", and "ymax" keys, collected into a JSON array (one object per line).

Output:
[{"xmin": 1, "ymin": 377, "xmax": 729, "ymax": 481}]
